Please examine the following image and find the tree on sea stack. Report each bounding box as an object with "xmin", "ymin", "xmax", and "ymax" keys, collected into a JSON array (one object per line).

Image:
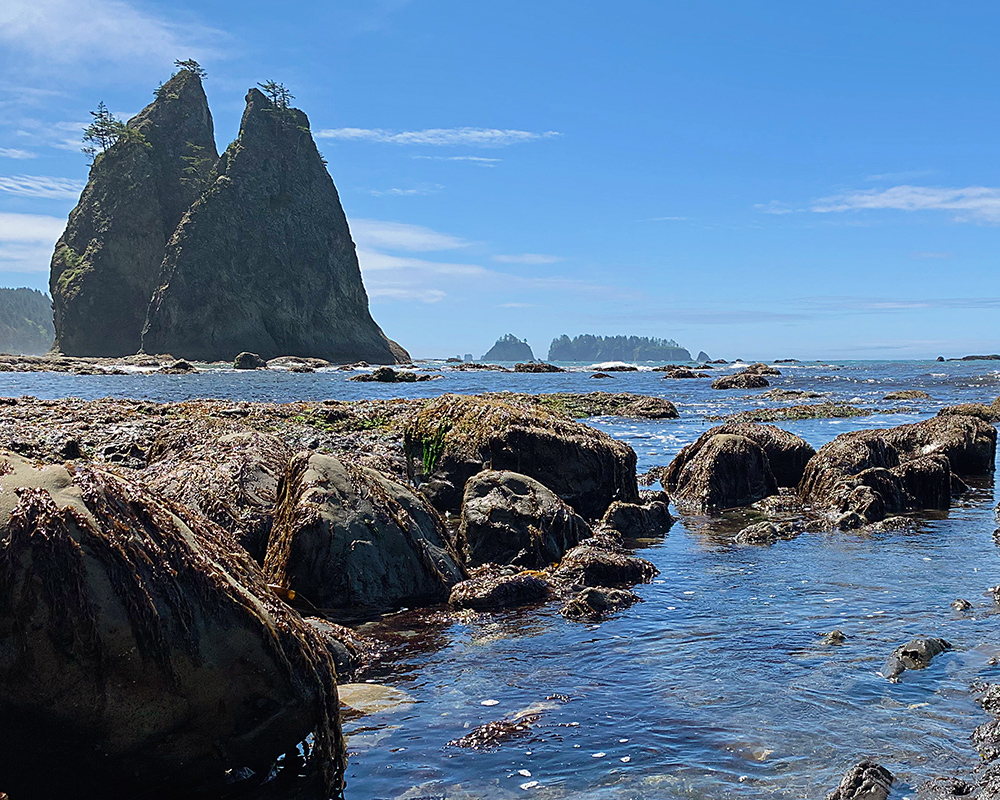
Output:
[
  {"xmin": 81, "ymin": 102, "xmax": 147, "ymax": 164},
  {"xmin": 174, "ymin": 58, "xmax": 207, "ymax": 78},
  {"xmin": 257, "ymin": 80, "xmax": 294, "ymax": 108}
]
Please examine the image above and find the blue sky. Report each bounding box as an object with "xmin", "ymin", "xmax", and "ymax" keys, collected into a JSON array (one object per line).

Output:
[{"xmin": 2, "ymin": 1, "xmax": 1000, "ymax": 360}]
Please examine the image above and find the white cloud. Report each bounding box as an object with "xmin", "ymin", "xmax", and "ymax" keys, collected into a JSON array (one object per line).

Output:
[
  {"xmin": 0, "ymin": 148, "xmax": 35, "ymax": 159},
  {"xmin": 493, "ymin": 253, "xmax": 562, "ymax": 265},
  {"xmin": 0, "ymin": 174, "xmax": 85, "ymax": 199},
  {"xmin": 753, "ymin": 200, "xmax": 798, "ymax": 215},
  {"xmin": 351, "ymin": 218, "xmax": 468, "ymax": 252},
  {"xmin": 0, "ymin": 212, "xmax": 64, "ymax": 273},
  {"xmin": 412, "ymin": 155, "xmax": 501, "ymax": 166},
  {"xmin": 367, "ymin": 184, "xmax": 443, "ymax": 197},
  {"xmin": 0, "ymin": 0, "xmax": 224, "ymax": 68},
  {"xmin": 317, "ymin": 127, "xmax": 561, "ymax": 147},
  {"xmin": 811, "ymin": 185, "xmax": 1000, "ymax": 224}
]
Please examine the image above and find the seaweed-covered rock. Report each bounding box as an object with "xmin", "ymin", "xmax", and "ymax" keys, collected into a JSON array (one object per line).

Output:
[
  {"xmin": 143, "ymin": 425, "xmax": 292, "ymax": 562},
  {"xmin": 561, "ymin": 586, "xmax": 640, "ymax": 620},
  {"xmin": 885, "ymin": 389, "xmax": 932, "ymax": 401},
  {"xmin": 350, "ymin": 366, "xmax": 434, "ymax": 383},
  {"xmin": 937, "ymin": 403, "xmax": 1000, "ymax": 423},
  {"xmin": 51, "ymin": 68, "xmax": 217, "ymax": 357},
  {"xmin": 457, "ymin": 470, "xmax": 591, "ymax": 568},
  {"xmin": 142, "ymin": 87, "xmax": 406, "ymax": 364},
  {"xmin": 264, "ymin": 452, "xmax": 465, "ymax": 611},
  {"xmin": 448, "ymin": 565, "xmax": 551, "ymax": 610},
  {"xmin": 826, "ymin": 761, "xmax": 894, "ymax": 800},
  {"xmin": 552, "ymin": 543, "xmax": 658, "ymax": 588},
  {"xmin": 884, "ymin": 415, "xmax": 996, "ymax": 476},
  {"xmin": 664, "ymin": 423, "xmax": 815, "ymax": 490},
  {"xmin": 666, "ymin": 434, "xmax": 778, "ymax": 513},
  {"xmin": 0, "ymin": 452, "xmax": 343, "ymax": 799},
  {"xmin": 599, "ymin": 494, "xmax": 673, "ymax": 538},
  {"xmin": 743, "ymin": 362, "xmax": 781, "ymax": 376},
  {"xmin": 404, "ymin": 394, "xmax": 639, "ymax": 518},
  {"xmin": 711, "ymin": 372, "xmax": 770, "ymax": 390}
]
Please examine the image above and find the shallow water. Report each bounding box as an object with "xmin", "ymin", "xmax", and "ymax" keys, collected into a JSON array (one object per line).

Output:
[{"xmin": 7, "ymin": 359, "xmax": 1000, "ymax": 798}]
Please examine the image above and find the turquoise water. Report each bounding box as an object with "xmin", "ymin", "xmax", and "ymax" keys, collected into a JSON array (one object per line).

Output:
[{"xmin": 6, "ymin": 359, "xmax": 1000, "ymax": 799}]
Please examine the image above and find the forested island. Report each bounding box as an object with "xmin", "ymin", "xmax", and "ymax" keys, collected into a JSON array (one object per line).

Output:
[
  {"xmin": 482, "ymin": 333, "xmax": 534, "ymax": 362},
  {"xmin": 0, "ymin": 288, "xmax": 54, "ymax": 355},
  {"xmin": 548, "ymin": 334, "xmax": 692, "ymax": 362}
]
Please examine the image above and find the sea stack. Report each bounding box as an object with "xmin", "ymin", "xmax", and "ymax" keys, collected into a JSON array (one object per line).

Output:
[
  {"xmin": 141, "ymin": 88, "xmax": 407, "ymax": 363},
  {"xmin": 50, "ymin": 68, "xmax": 217, "ymax": 356}
]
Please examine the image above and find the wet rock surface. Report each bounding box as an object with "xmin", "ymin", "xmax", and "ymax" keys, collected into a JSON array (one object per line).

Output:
[
  {"xmin": 666, "ymin": 433, "xmax": 778, "ymax": 513},
  {"xmin": 0, "ymin": 451, "xmax": 344, "ymax": 799},
  {"xmin": 458, "ymin": 470, "xmax": 591, "ymax": 568},
  {"xmin": 711, "ymin": 372, "xmax": 770, "ymax": 390},
  {"xmin": 561, "ymin": 586, "xmax": 641, "ymax": 620},
  {"xmin": 264, "ymin": 451, "xmax": 466, "ymax": 611},
  {"xmin": 881, "ymin": 637, "xmax": 951, "ymax": 682},
  {"xmin": 448, "ymin": 565, "xmax": 552, "ymax": 610},
  {"xmin": 826, "ymin": 760, "xmax": 894, "ymax": 800}
]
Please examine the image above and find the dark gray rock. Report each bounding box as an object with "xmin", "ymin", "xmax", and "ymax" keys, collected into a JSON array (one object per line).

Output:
[
  {"xmin": 234, "ymin": 351, "xmax": 267, "ymax": 369},
  {"xmin": 666, "ymin": 433, "xmax": 778, "ymax": 513},
  {"xmin": 553, "ymin": 543, "xmax": 658, "ymax": 587},
  {"xmin": 264, "ymin": 452, "xmax": 466, "ymax": 611},
  {"xmin": 142, "ymin": 87, "xmax": 407, "ymax": 364},
  {"xmin": 514, "ymin": 362, "xmax": 565, "ymax": 373},
  {"xmin": 404, "ymin": 394, "xmax": 639, "ymax": 519},
  {"xmin": 0, "ymin": 451, "xmax": 343, "ymax": 799},
  {"xmin": 561, "ymin": 586, "xmax": 640, "ymax": 620},
  {"xmin": 51, "ymin": 69, "xmax": 217, "ymax": 357},
  {"xmin": 826, "ymin": 760, "xmax": 893, "ymax": 800},
  {"xmin": 448, "ymin": 565, "xmax": 551, "ymax": 610},
  {"xmin": 598, "ymin": 494, "xmax": 673, "ymax": 538},
  {"xmin": 711, "ymin": 372, "xmax": 770, "ymax": 390},
  {"xmin": 457, "ymin": 470, "xmax": 591, "ymax": 568},
  {"xmin": 881, "ymin": 637, "xmax": 951, "ymax": 682}
]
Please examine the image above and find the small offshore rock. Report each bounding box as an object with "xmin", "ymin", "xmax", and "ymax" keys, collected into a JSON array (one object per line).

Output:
[
  {"xmin": 822, "ymin": 629, "xmax": 847, "ymax": 645},
  {"xmin": 562, "ymin": 587, "xmax": 640, "ymax": 621},
  {"xmin": 233, "ymin": 351, "xmax": 267, "ymax": 370},
  {"xmin": 553, "ymin": 543, "xmax": 658, "ymax": 588},
  {"xmin": 826, "ymin": 760, "xmax": 894, "ymax": 800},
  {"xmin": 884, "ymin": 389, "xmax": 932, "ymax": 400},
  {"xmin": 711, "ymin": 372, "xmax": 770, "ymax": 390},
  {"xmin": 734, "ymin": 521, "xmax": 782, "ymax": 545},
  {"xmin": 881, "ymin": 637, "xmax": 951, "ymax": 682},
  {"xmin": 951, "ymin": 598, "xmax": 973, "ymax": 611},
  {"xmin": 514, "ymin": 362, "xmax": 565, "ymax": 373},
  {"xmin": 350, "ymin": 366, "xmax": 434, "ymax": 382},
  {"xmin": 743, "ymin": 362, "xmax": 781, "ymax": 376},
  {"xmin": 157, "ymin": 359, "xmax": 197, "ymax": 374},
  {"xmin": 591, "ymin": 372, "xmax": 612, "ymax": 379}
]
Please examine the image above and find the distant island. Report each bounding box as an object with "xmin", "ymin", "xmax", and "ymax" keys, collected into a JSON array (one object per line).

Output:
[
  {"xmin": 482, "ymin": 333, "xmax": 534, "ymax": 362},
  {"xmin": 0, "ymin": 288, "xmax": 54, "ymax": 355},
  {"xmin": 548, "ymin": 334, "xmax": 692, "ymax": 362}
]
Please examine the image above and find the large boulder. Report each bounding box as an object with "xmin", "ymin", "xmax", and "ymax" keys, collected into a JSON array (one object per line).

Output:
[
  {"xmin": 404, "ymin": 394, "xmax": 639, "ymax": 519},
  {"xmin": 599, "ymin": 494, "xmax": 674, "ymax": 538},
  {"xmin": 666, "ymin": 433, "xmax": 778, "ymax": 513},
  {"xmin": 141, "ymin": 87, "xmax": 407, "ymax": 364},
  {"xmin": 663, "ymin": 423, "xmax": 815, "ymax": 490},
  {"xmin": 50, "ymin": 68, "xmax": 218, "ymax": 357},
  {"xmin": 0, "ymin": 452, "xmax": 343, "ymax": 799},
  {"xmin": 142, "ymin": 424, "xmax": 292, "ymax": 563},
  {"xmin": 457, "ymin": 470, "xmax": 591, "ymax": 568},
  {"xmin": 798, "ymin": 416, "xmax": 993, "ymax": 524},
  {"xmin": 264, "ymin": 452, "xmax": 466, "ymax": 611}
]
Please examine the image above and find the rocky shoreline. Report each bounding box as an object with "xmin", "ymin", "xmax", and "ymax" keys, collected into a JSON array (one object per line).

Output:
[{"xmin": 0, "ymin": 387, "xmax": 998, "ymax": 797}]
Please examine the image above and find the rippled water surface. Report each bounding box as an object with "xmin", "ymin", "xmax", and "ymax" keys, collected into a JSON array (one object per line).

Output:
[{"xmin": 8, "ymin": 359, "xmax": 1000, "ymax": 798}]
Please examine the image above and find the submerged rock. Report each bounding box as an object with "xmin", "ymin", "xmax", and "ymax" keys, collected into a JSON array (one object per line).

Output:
[
  {"xmin": 142, "ymin": 87, "xmax": 406, "ymax": 364},
  {"xmin": 264, "ymin": 452, "xmax": 465, "ymax": 611},
  {"xmin": 457, "ymin": 470, "xmax": 591, "ymax": 569},
  {"xmin": 881, "ymin": 637, "xmax": 951, "ymax": 682},
  {"xmin": 598, "ymin": 494, "xmax": 673, "ymax": 538},
  {"xmin": 561, "ymin": 586, "xmax": 640, "ymax": 620},
  {"xmin": 0, "ymin": 451, "xmax": 344, "ymax": 799},
  {"xmin": 404, "ymin": 394, "xmax": 639, "ymax": 518},
  {"xmin": 50, "ymin": 68, "xmax": 218, "ymax": 357},
  {"xmin": 826, "ymin": 760, "xmax": 894, "ymax": 800}
]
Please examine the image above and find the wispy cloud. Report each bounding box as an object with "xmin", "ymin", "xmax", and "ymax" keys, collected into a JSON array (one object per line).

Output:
[
  {"xmin": 317, "ymin": 127, "xmax": 561, "ymax": 147},
  {"xmin": 0, "ymin": 148, "xmax": 35, "ymax": 159},
  {"xmin": 499, "ymin": 302, "xmax": 533, "ymax": 308},
  {"xmin": 753, "ymin": 200, "xmax": 799, "ymax": 215},
  {"xmin": 910, "ymin": 251, "xmax": 954, "ymax": 260},
  {"xmin": 15, "ymin": 119, "xmax": 90, "ymax": 152},
  {"xmin": 0, "ymin": 0, "xmax": 225, "ymax": 69},
  {"xmin": 351, "ymin": 219, "xmax": 469, "ymax": 252},
  {"xmin": 366, "ymin": 183, "xmax": 443, "ymax": 197},
  {"xmin": 0, "ymin": 212, "xmax": 64, "ymax": 273},
  {"xmin": 811, "ymin": 185, "xmax": 1000, "ymax": 223},
  {"xmin": 493, "ymin": 253, "xmax": 562, "ymax": 265},
  {"xmin": 804, "ymin": 295, "xmax": 1000, "ymax": 313},
  {"xmin": 412, "ymin": 155, "xmax": 501, "ymax": 166},
  {"xmin": 0, "ymin": 174, "xmax": 85, "ymax": 199},
  {"xmin": 647, "ymin": 215, "xmax": 690, "ymax": 222}
]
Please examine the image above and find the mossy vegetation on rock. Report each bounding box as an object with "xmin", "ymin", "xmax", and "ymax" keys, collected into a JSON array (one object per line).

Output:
[
  {"xmin": 50, "ymin": 69, "xmax": 217, "ymax": 357},
  {"xmin": 403, "ymin": 394, "xmax": 640, "ymax": 518}
]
